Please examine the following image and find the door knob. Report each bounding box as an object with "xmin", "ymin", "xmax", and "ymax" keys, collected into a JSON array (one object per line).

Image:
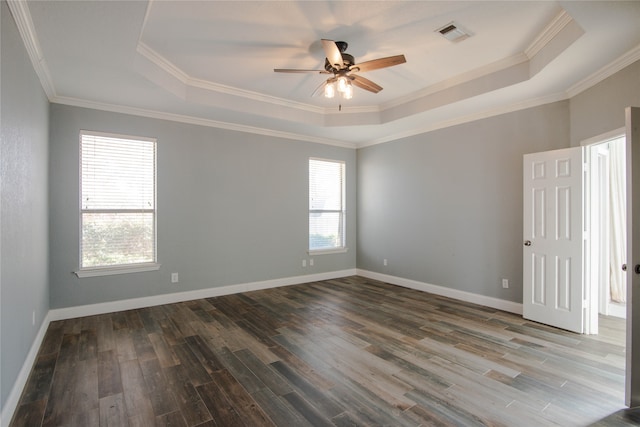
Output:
[
  {"xmin": 623, "ymin": 264, "xmax": 627, "ymax": 271},
  {"xmin": 524, "ymin": 240, "xmax": 532, "ymax": 246},
  {"xmin": 635, "ymin": 264, "xmax": 640, "ymax": 275}
]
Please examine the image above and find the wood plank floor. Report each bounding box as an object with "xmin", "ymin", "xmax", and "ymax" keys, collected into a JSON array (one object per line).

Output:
[{"xmin": 9, "ymin": 276, "xmax": 636, "ymax": 426}]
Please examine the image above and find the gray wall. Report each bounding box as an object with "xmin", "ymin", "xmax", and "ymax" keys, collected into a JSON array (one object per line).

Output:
[
  {"xmin": 570, "ymin": 60, "xmax": 640, "ymax": 146},
  {"xmin": 1, "ymin": 1, "xmax": 50, "ymax": 411},
  {"xmin": 357, "ymin": 102, "xmax": 571, "ymax": 303},
  {"xmin": 49, "ymin": 104, "xmax": 356, "ymax": 309}
]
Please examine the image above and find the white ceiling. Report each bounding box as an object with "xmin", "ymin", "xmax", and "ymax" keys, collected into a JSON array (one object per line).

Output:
[{"xmin": 12, "ymin": 1, "xmax": 640, "ymax": 148}]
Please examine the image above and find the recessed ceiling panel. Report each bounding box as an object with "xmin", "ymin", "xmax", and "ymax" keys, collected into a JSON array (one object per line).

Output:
[{"xmin": 16, "ymin": 1, "xmax": 640, "ymax": 146}]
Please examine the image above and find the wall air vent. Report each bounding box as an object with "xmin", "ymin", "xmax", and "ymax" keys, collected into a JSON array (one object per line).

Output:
[{"xmin": 436, "ymin": 22, "xmax": 470, "ymax": 42}]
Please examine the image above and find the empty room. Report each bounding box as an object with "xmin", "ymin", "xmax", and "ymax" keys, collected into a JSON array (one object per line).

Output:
[{"xmin": 2, "ymin": 1, "xmax": 640, "ymax": 426}]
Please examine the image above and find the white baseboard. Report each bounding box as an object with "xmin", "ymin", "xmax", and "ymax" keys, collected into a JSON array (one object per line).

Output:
[
  {"xmin": 1, "ymin": 311, "xmax": 53, "ymax": 427},
  {"xmin": 607, "ymin": 302, "xmax": 627, "ymax": 319},
  {"xmin": 356, "ymin": 269, "xmax": 523, "ymax": 315},
  {"xmin": 48, "ymin": 268, "xmax": 356, "ymax": 321},
  {"xmin": 2, "ymin": 268, "xmax": 355, "ymax": 426}
]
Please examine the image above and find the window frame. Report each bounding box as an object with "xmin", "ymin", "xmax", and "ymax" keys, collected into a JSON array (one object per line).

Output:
[
  {"xmin": 75, "ymin": 130, "xmax": 160, "ymax": 278},
  {"xmin": 308, "ymin": 157, "xmax": 347, "ymax": 255}
]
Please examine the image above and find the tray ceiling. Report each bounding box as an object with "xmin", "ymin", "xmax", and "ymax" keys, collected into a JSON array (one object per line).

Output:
[{"xmin": 10, "ymin": 1, "xmax": 640, "ymax": 147}]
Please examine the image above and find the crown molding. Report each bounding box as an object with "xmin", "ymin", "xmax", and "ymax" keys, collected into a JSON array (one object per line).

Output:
[
  {"xmin": 324, "ymin": 104, "xmax": 381, "ymax": 115},
  {"xmin": 187, "ymin": 74, "xmax": 324, "ymax": 113},
  {"xmin": 525, "ymin": 9, "xmax": 573, "ymax": 59},
  {"xmin": 136, "ymin": 41, "xmax": 190, "ymax": 84},
  {"xmin": 136, "ymin": 41, "xmax": 381, "ymax": 119},
  {"xmin": 358, "ymin": 91, "xmax": 568, "ymax": 149},
  {"xmin": 6, "ymin": 0, "xmax": 56, "ymax": 99},
  {"xmin": 136, "ymin": 2, "xmax": 376, "ymax": 116},
  {"xmin": 565, "ymin": 44, "xmax": 640, "ymax": 98},
  {"xmin": 382, "ymin": 8, "xmax": 574, "ymax": 114},
  {"xmin": 136, "ymin": 34, "xmax": 539, "ymax": 123},
  {"xmin": 136, "ymin": 41, "xmax": 325, "ymax": 114},
  {"xmin": 381, "ymin": 52, "xmax": 529, "ymax": 111},
  {"xmin": 51, "ymin": 96, "xmax": 356, "ymax": 149}
]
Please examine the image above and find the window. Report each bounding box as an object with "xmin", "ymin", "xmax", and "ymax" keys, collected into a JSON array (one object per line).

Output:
[
  {"xmin": 309, "ymin": 158, "xmax": 346, "ymax": 252},
  {"xmin": 78, "ymin": 131, "xmax": 158, "ymax": 276}
]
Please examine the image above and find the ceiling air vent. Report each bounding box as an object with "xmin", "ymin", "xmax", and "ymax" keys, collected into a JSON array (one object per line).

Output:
[{"xmin": 436, "ymin": 22, "xmax": 470, "ymax": 42}]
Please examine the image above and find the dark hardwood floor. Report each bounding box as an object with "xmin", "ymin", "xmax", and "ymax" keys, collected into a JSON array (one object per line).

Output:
[{"xmin": 9, "ymin": 276, "xmax": 635, "ymax": 426}]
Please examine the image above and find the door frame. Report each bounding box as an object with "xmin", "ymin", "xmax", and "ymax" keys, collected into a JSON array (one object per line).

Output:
[
  {"xmin": 625, "ymin": 106, "xmax": 640, "ymax": 407},
  {"xmin": 581, "ymin": 127, "xmax": 626, "ymax": 335}
]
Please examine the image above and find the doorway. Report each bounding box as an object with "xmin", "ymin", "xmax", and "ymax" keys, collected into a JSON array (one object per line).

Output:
[
  {"xmin": 584, "ymin": 129, "xmax": 627, "ymax": 334},
  {"xmin": 525, "ymin": 110, "xmax": 640, "ymax": 406}
]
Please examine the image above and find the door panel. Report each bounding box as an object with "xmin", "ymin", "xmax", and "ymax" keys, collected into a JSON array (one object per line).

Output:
[
  {"xmin": 533, "ymin": 187, "xmax": 546, "ymax": 238},
  {"xmin": 523, "ymin": 147, "xmax": 584, "ymax": 333},
  {"xmin": 533, "ymin": 253, "xmax": 545, "ymax": 304}
]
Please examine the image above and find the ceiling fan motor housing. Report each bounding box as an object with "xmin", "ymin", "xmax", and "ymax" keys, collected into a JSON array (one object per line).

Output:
[{"xmin": 324, "ymin": 53, "xmax": 354, "ymax": 72}]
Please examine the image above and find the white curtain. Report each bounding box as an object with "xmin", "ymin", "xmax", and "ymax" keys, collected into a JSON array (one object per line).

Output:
[{"xmin": 609, "ymin": 138, "xmax": 627, "ymax": 303}]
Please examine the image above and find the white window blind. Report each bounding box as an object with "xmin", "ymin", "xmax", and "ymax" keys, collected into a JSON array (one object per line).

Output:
[
  {"xmin": 80, "ymin": 131, "xmax": 156, "ymax": 269},
  {"xmin": 309, "ymin": 158, "xmax": 345, "ymax": 251}
]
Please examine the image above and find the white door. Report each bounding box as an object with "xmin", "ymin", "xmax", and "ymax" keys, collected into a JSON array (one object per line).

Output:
[
  {"xmin": 625, "ymin": 107, "xmax": 640, "ymax": 406},
  {"xmin": 523, "ymin": 147, "xmax": 585, "ymax": 333}
]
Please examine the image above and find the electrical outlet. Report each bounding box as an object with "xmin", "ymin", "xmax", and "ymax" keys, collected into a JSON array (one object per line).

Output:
[
  {"xmin": 302, "ymin": 259, "xmax": 307, "ymax": 267},
  {"xmin": 502, "ymin": 278, "xmax": 509, "ymax": 289},
  {"xmin": 32, "ymin": 311, "xmax": 36, "ymax": 326},
  {"xmin": 383, "ymin": 259, "xmax": 388, "ymax": 266},
  {"xmin": 171, "ymin": 273, "xmax": 179, "ymax": 283},
  {"xmin": 309, "ymin": 258, "xmax": 314, "ymax": 266}
]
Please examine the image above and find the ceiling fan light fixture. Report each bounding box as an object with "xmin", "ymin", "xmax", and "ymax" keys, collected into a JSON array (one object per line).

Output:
[
  {"xmin": 343, "ymin": 84, "xmax": 353, "ymax": 100},
  {"xmin": 325, "ymin": 78, "xmax": 353, "ymax": 99},
  {"xmin": 337, "ymin": 76, "xmax": 349, "ymax": 93},
  {"xmin": 324, "ymin": 82, "xmax": 336, "ymax": 98}
]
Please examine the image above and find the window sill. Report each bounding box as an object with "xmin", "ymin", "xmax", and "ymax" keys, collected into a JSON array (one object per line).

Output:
[
  {"xmin": 74, "ymin": 263, "xmax": 161, "ymax": 278},
  {"xmin": 308, "ymin": 247, "xmax": 348, "ymax": 255}
]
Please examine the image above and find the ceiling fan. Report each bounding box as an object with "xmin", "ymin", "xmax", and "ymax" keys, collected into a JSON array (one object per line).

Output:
[{"xmin": 274, "ymin": 39, "xmax": 406, "ymax": 99}]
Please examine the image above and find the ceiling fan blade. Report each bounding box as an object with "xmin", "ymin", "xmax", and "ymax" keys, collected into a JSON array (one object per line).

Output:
[
  {"xmin": 274, "ymin": 68, "xmax": 330, "ymax": 74},
  {"xmin": 350, "ymin": 54, "xmax": 406, "ymax": 73},
  {"xmin": 350, "ymin": 75, "xmax": 383, "ymax": 93},
  {"xmin": 311, "ymin": 81, "xmax": 328, "ymax": 97},
  {"xmin": 321, "ymin": 39, "xmax": 344, "ymax": 70}
]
